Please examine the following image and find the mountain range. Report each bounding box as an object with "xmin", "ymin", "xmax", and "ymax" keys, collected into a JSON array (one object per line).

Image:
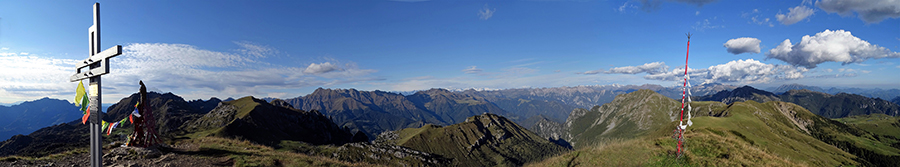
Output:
[
  {"xmin": 698, "ymin": 86, "xmax": 900, "ymax": 118},
  {"xmin": 769, "ymin": 83, "xmax": 900, "ymax": 100},
  {"xmin": 0, "ymin": 98, "xmax": 83, "ymax": 141}
]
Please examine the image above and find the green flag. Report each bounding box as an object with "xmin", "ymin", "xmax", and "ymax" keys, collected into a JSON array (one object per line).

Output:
[
  {"xmin": 101, "ymin": 120, "xmax": 109, "ymax": 132},
  {"xmin": 80, "ymin": 93, "xmax": 89, "ymax": 114}
]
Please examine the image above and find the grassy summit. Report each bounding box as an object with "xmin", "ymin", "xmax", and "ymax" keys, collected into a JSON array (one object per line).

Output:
[{"xmin": 531, "ymin": 89, "xmax": 900, "ymax": 166}]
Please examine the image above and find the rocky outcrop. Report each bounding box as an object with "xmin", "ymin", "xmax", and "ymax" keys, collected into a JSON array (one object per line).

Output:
[{"xmin": 385, "ymin": 113, "xmax": 569, "ymax": 166}]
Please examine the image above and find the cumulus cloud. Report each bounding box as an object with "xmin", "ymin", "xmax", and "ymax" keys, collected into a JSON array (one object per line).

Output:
[
  {"xmin": 816, "ymin": 0, "xmax": 900, "ymax": 23},
  {"xmin": 723, "ymin": 37, "xmax": 762, "ymax": 54},
  {"xmin": 766, "ymin": 29, "xmax": 900, "ymax": 68},
  {"xmin": 479, "ymin": 4, "xmax": 495, "ymax": 20},
  {"xmin": 463, "ymin": 66, "xmax": 483, "ymax": 74},
  {"xmin": 776, "ymin": 5, "xmax": 815, "ymax": 25},
  {"xmin": 644, "ymin": 59, "xmax": 809, "ymax": 84},
  {"xmin": 605, "ymin": 62, "xmax": 669, "ymax": 74}
]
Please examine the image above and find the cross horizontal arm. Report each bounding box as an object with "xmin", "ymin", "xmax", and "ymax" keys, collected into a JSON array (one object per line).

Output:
[
  {"xmin": 70, "ymin": 63, "xmax": 108, "ymax": 82},
  {"xmin": 76, "ymin": 45, "xmax": 121, "ymax": 69}
]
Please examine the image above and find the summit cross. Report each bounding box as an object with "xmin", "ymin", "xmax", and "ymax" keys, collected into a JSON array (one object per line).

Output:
[{"xmin": 68, "ymin": 3, "xmax": 122, "ymax": 167}]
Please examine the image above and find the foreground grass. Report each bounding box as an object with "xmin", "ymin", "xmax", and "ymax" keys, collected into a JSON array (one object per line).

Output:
[
  {"xmin": 181, "ymin": 137, "xmax": 377, "ymax": 167},
  {"xmin": 0, "ymin": 148, "xmax": 88, "ymax": 162}
]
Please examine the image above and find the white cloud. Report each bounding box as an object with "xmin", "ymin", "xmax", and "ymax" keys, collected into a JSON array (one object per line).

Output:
[
  {"xmin": 766, "ymin": 29, "xmax": 900, "ymax": 68},
  {"xmin": 463, "ymin": 66, "xmax": 483, "ymax": 74},
  {"xmin": 696, "ymin": 11, "xmax": 700, "ymax": 15},
  {"xmin": 0, "ymin": 51, "xmax": 78, "ymax": 102},
  {"xmin": 304, "ymin": 62, "xmax": 341, "ymax": 74},
  {"xmin": 302, "ymin": 61, "xmax": 376, "ymax": 79},
  {"xmin": 0, "ymin": 43, "xmax": 380, "ymax": 103},
  {"xmin": 816, "ymin": 0, "xmax": 900, "ymax": 23},
  {"xmin": 723, "ymin": 37, "xmax": 762, "ymax": 54},
  {"xmin": 605, "ymin": 62, "xmax": 669, "ymax": 74},
  {"xmin": 479, "ymin": 4, "xmax": 495, "ymax": 20},
  {"xmin": 776, "ymin": 6, "xmax": 815, "ymax": 25}
]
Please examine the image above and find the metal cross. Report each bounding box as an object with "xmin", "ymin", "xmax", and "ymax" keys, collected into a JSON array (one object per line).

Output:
[{"xmin": 69, "ymin": 3, "xmax": 122, "ymax": 167}]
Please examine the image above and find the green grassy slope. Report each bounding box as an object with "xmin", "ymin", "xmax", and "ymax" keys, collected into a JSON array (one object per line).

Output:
[
  {"xmin": 530, "ymin": 90, "xmax": 891, "ymax": 166},
  {"xmin": 566, "ymin": 89, "xmax": 727, "ymax": 149}
]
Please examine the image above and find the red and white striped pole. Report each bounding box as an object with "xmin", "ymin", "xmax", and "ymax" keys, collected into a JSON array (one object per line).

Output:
[{"xmin": 677, "ymin": 33, "xmax": 692, "ymax": 158}]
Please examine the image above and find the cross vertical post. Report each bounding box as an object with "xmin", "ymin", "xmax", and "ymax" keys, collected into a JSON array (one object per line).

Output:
[
  {"xmin": 70, "ymin": 3, "xmax": 122, "ymax": 167},
  {"xmin": 89, "ymin": 3, "xmax": 102, "ymax": 166}
]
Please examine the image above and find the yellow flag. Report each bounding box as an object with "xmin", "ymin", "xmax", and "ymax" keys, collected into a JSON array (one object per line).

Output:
[{"xmin": 75, "ymin": 81, "xmax": 86, "ymax": 107}]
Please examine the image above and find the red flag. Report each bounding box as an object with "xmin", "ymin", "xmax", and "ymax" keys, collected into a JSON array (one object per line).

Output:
[{"xmin": 82, "ymin": 108, "xmax": 91, "ymax": 124}]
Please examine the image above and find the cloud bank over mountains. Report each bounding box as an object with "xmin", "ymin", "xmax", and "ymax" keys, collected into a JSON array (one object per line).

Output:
[{"xmin": 604, "ymin": 60, "xmax": 809, "ymax": 85}]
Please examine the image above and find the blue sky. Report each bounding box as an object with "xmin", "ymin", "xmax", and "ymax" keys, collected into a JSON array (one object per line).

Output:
[{"xmin": 0, "ymin": 0, "xmax": 898, "ymax": 104}]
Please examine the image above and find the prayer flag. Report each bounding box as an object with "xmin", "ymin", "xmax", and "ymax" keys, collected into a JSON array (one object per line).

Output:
[
  {"xmin": 75, "ymin": 81, "xmax": 85, "ymax": 107},
  {"xmin": 101, "ymin": 120, "xmax": 109, "ymax": 133},
  {"xmin": 107, "ymin": 121, "xmax": 119, "ymax": 135},
  {"xmin": 82, "ymin": 108, "xmax": 90, "ymax": 124},
  {"xmin": 132, "ymin": 104, "xmax": 142, "ymax": 117}
]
